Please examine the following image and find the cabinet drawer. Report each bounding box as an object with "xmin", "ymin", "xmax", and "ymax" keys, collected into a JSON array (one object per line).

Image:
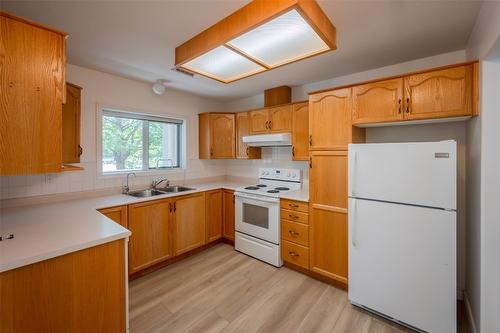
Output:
[
  {"xmin": 281, "ymin": 240, "xmax": 309, "ymax": 269},
  {"xmin": 280, "ymin": 209, "xmax": 309, "ymax": 224},
  {"xmin": 280, "ymin": 199, "xmax": 309, "ymax": 213},
  {"xmin": 281, "ymin": 220, "xmax": 309, "ymax": 247}
]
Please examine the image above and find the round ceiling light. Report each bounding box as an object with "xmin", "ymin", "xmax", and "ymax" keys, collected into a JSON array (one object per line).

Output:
[{"xmin": 152, "ymin": 79, "xmax": 168, "ymax": 95}]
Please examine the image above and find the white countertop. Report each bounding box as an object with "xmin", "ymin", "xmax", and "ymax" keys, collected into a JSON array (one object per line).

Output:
[{"xmin": 0, "ymin": 181, "xmax": 308, "ymax": 273}]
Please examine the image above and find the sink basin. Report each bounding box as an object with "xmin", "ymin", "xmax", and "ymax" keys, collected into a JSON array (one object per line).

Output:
[
  {"xmin": 159, "ymin": 186, "xmax": 194, "ymax": 193},
  {"xmin": 127, "ymin": 189, "xmax": 166, "ymax": 198}
]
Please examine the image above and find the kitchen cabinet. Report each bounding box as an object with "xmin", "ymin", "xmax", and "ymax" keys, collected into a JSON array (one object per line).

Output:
[
  {"xmin": 173, "ymin": 192, "xmax": 206, "ymax": 256},
  {"xmin": 309, "ymin": 88, "xmax": 365, "ymax": 151},
  {"xmin": 62, "ymin": 82, "xmax": 82, "ymax": 164},
  {"xmin": 98, "ymin": 205, "xmax": 128, "ymax": 227},
  {"xmin": 0, "ymin": 240, "xmax": 126, "ymax": 332},
  {"xmin": 199, "ymin": 113, "xmax": 235, "ymax": 159},
  {"xmin": 291, "ymin": 102, "xmax": 309, "ymax": 161},
  {"xmin": 206, "ymin": 190, "xmax": 223, "ymax": 242},
  {"xmin": 249, "ymin": 105, "xmax": 292, "ymax": 134},
  {"xmin": 309, "ymin": 150, "xmax": 348, "ymax": 285},
  {"xmin": 352, "ymin": 78, "xmax": 404, "ymax": 125},
  {"xmin": 280, "ymin": 199, "xmax": 310, "ymax": 269},
  {"xmin": 222, "ymin": 189, "xmax": 235, "ymax": 241},
  {"xmin": 0, "ymin": 12, "xmax": 67, "ymax": 175},
  {"xmin": 128, "ymin": 198, "xmax": 172, "ymax": 274},
  {"xmin": 236, "ymin": 112, "xmax": 261, "ymax": 159},
  {"xmin": 404, "ymin": 64, "xmax": 473, "ymax": 120},
  {"xmin": 350, "ymin": 63, "xmax": 476, "ymax": 125}
]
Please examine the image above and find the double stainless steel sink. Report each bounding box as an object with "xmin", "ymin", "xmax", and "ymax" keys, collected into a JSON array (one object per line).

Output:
[{"xmin": 127, "ymin": 186, "xmax": 194, "ymax": 198}]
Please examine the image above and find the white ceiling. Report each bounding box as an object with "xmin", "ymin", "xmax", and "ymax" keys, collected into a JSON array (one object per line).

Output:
[{"xmin": 1, "ymin": 0, "xmax": 483, "ymax": 101}]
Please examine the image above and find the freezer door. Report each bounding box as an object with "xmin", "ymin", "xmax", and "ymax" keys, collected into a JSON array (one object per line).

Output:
[
  {"xmin": 348, "ymin": 198, "xmax": 456, "ymax": 333},
  {"xmin": 348, "ymin": 141, "xmax": 456, "ymax": 210}
]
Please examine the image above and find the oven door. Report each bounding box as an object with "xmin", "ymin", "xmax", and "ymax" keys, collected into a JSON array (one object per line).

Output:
[{"xmin": 235, "ymin": 192, "xmax": 280, "ymax": 244}]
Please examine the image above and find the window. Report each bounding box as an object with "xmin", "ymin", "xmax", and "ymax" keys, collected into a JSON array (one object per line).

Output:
[{"xmin": 101, "ymin": 108, "xmax": 183, "ymax": 174}]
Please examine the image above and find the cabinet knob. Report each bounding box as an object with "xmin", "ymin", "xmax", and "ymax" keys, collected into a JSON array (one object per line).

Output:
[
  {"xmin": 309, "ymin": 135, "xmax": 312, "ymax": 146},
  {"xmin": 246, "ymin": 147, "xmax": 249, "ymax": 156},
  {"xmin": 289, "ymin": 214, "xmax": 299, "ymax": 219},
  {"xmin": 289, "ymin": 203, "xmax": 299, "ymax": 208},
  {"xmin": 78, "ymin": 145, "xmax": 83, "ymax": 157},
  {"xmin": 288, "ymin": 230, "xmax": 299, "ymax": 237},
  {"xmin": 9, "ymin": 81, "xmax": 14, "ymax": 88},
  {"xmin": 292, "ymin": 146, "xmax": 295, "ymax": 156},
  {"xmin": 289, "ymin": 251, "xmax": 299, "ymax": 257},
  {"xmin": 406, "ymin": 97, "xmax": 410, "ymax": 113},
  {"xmin": 398, "ymin": 98, "xmax": 402, "ymax": 114}
]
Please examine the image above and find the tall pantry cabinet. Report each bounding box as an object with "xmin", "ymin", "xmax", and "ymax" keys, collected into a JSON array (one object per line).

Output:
[
  {"xmin": 0, "ymin": 12, "xmax": 67, "ymax": 175},
  {"xmin": 308, "ymin": 88, "xmax": 365, "ymax": 287}
]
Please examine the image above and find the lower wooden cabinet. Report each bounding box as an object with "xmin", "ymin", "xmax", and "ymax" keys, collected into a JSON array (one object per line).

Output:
[
  {"xmin": 282, "ymin": 240, "xmax": 309, "ymax": 269},
  {"xmin": 173, "ymin": 192, "xmax": 206, "ymax": 256},
  {"xmin": 280, "ymin": 199, "xmax": 310, "ymax": 270},
  {"xmin": 309, "ymin": 207, "xmax": 348, "ymax": 284},
  {"xmin": 222, "ymin": 189, "xmax": 235, "ymax": 241},
  {"xmin": 128, "ymin": 198, "xmax": 172, "ymax": 274},
  {"xmin": 98, "ymin": 205, "xmax": 128, "ymax": 227},
  {"xmin": 0, "ymin": 240, "xmax": 126, "ymax": 332},
  {"xmin": 206, "ymin": 190, "xmax": 223, "ymax": 242}
]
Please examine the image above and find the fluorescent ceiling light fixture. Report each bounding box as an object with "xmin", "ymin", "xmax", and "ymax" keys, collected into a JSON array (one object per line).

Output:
[
  {"xmin": 175, "ymin": 0, "xmax": 336, "ymax": 84},
  {"xmin": 227, "ymin": 9, "xmax": 329, "ymax": 68},
  {"xmin": 181, "ymin": 46, "xmax": 266, "ymax": 83}
]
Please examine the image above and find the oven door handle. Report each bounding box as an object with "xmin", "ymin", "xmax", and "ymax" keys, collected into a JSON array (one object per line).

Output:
[{"xmin": 235, "ymin": 192, "xmax": 280, "ymax": 203}]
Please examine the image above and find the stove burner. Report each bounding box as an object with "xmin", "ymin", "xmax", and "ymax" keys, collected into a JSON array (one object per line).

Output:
[
  {"xmin": 274, "ymin": 187, "xmax": 290, "ymax": 191},
  {"xmin": 267, "ymin": 190, "xmax": 280, "ymax": 193},
  {"xmin": 256, "ymin": 184, "xmax": 267, "ymax": 187},
  {"xmin": 244, "ymin": 186, "xmax": 260, "ymax": 190}
]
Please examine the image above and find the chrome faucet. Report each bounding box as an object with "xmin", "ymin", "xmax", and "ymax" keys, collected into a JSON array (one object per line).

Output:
[
  {"xmin": 151, "ymin": 177, "xmax": 170, "ymax": 189},
  {"xmin": 122, "ymin": 172, "xmax": 136, "ymax": 194}
]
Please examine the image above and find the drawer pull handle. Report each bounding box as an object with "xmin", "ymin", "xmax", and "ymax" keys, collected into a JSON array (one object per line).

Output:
[
  {"xmin": 289, "ymin": 214, "xmax": 299, "ymax": 219},
  {"xmin": 288, "ymin": 230, "xmax": 299, "ymax": 237},
  {"xmin": 289, "ymin": 251, "xmax": 299, "ymax": 257},
  {"xmin": 289, "ymin": 204, "xmax": 299, "ymax": 208}
]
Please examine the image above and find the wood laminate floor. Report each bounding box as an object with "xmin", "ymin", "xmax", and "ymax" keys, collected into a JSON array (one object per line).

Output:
[{"xmin": 129, "ymin": 244, "xmax": 470, "ymax": 333}]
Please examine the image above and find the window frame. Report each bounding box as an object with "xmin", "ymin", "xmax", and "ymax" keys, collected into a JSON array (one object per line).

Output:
[{"xmin": 96, "ymin": 105, "xmax": 187, "ymax": 177}]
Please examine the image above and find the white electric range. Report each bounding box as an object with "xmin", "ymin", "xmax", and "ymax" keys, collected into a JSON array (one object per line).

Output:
[{"xmin": 234, "ymin": 168, "xmax": 303, "ymax": 267}]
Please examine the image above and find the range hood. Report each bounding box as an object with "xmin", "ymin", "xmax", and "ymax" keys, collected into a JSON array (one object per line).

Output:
[{"xmin": 242, "ymin": 133, "xmax": 292, "ymax": 147}]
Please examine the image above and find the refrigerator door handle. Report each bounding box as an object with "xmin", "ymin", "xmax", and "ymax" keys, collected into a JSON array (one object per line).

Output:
[
  {"xmin": 350, "ymin": 198, "xmax": 357, "ymax": 247},
  {"xmin": 349, "ymin": 151, "xmax": 357, "ymax": 196}
]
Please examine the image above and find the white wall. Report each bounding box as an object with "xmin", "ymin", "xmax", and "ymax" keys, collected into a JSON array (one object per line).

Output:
[
  {"xmin": 224, "ymin": 50, "xmax": 469, "ymax": 294},
  {"xmin": 464, "ymin": 2, "xmax": 500, "ymax": 332},
  {"xmin": 0, "ymin": 64, "xmax": 227, "ymax": 199}
]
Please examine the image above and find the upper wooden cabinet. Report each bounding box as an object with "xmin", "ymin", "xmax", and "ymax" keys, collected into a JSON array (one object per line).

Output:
[
  {"xmin": 248, "ymin": 108, "xmax": 270, "ymax": 134},
  {"xmin": 309, "ymin": 88, "xmax": 365, "ymax": 151},
  {"xmin": 349, "ymin": 63, "xmax": 476, "ymax": 125},
  {"xmin": 404, "ymin": 65, "xmax": 473, "ymax": 120},
  {"xmin": 249, "ymin": 105, "xmax": 292, "ymax": 134},
  {"xmin": 173, "ymin": 193, "xmax": 206, "ymax": 256},
  {"xmin": 291, "ymin": 102, "xmax": 309, "ymax": 161},
  {"xmin": 0, "ymin": 12, "xmax": 67, "ymax": 175},
  {"xmin": 128, "ymin": 199, "xmax": 172, "ymax": 274},
  {"xmin": 236, "ymin": 112, "xmax": 261, "ymax": 159},
  {"xmin": 199, "ymin": 113, "xmax": 235, "ymax": 159},
  {"xmin": 352, "ymin": 78, "xmax": 404, "ymax": 124},
  {"xmin": 62, "ymin": 82, "xmax": 82, "ymax": 164}
]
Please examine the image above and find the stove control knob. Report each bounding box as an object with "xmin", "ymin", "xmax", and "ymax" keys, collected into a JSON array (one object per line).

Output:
[
  {"xmin": 292, "ymin": 173, "xmax": 296, "ymax": 178},
  {"xmin": 287, "ymin": 172, "xmax": 291, "ymax": 178}
]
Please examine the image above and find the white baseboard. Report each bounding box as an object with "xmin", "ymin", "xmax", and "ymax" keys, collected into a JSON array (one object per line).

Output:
[{"xmin": 464, "ymin": 292, "xmax": 478, "ymax": 333}]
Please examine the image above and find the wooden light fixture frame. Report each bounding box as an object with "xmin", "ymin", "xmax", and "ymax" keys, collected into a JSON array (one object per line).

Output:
[{"xmin": 174, "ymin": 0, "xmax": 336, "ymax": 83}]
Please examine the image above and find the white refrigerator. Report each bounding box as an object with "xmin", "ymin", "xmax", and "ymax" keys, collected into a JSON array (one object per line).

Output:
[{"xmin": 348, "ymin": 141, "xmax": 457, "ymax": 333}]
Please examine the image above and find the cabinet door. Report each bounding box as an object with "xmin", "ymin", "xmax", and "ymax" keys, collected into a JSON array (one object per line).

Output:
[
  {"xmin": 309, "ymin": 88, "xmax": 353, "ymax": 150},
  {"xmin": 206, "ymin": 190, "xmax": 223, "ymax": 242},
  {"xmin": 223, "ymin": 189, "xmax": 235, "ymax": 241},
  {"xmin": 236, "ymin": 112, "xmax": 261, "ymax": 159},
  {"xmin": 404, "ymin": 65, "xmax": 473, "ymax": 120},
  {"xmin": 128, "ymin": 199, "xmax": 172, "ymax": 274},
  {"xmin": 210, "ymin": 113, "xmax": 235, "ymax": 159},
  {"xmin": 62, "ymin": 83, "xmax": 82, "ymax": 163},
  {"xmin": 309, "ymin": 151, "xmax": 348, "ymax": 284},
  {"xmin": 98, "ymin": 205, "xmax": 128, "ymax": 228},
  {"xmin": 269, "ymin": 104, "xmax": 292, "ymax": 133},
  {"xmin": 291, "ymin": 102, "xmax": 309, "ymax": 161},
  {"xmin": 352, "ymin": 78, "xmax": 404, "ymax": 124},
  {"xmin": 174, "ymin": 193, "xmax": 206, "ymax": 255},
  {"xmin": 1, "ymin": 16, "xmax": 65, "ymax": 175},
  {"xmin": 249, "ymin": 109, "xmax": 269, "ymax": 134}
]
